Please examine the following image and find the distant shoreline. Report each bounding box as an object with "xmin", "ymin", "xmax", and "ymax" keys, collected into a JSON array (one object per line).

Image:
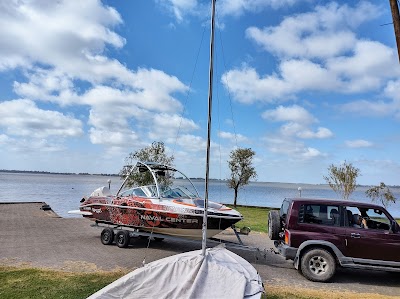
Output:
[
  {"xmin": 0, "ymin": 169, "xmax": 118, "ymax": 177},
  {"xmin": 1, "ymin": 169, "xmax": 399, "ymax": 188}
]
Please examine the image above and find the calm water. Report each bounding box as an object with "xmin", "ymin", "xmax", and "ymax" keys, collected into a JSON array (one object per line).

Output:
[{"xmin": 1, "ymin": 172, "xmax": 400, "ymax": 218}]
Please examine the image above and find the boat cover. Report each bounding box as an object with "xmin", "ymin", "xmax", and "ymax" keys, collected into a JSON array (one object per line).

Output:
[{"xmin": 88, "ymin": 244, "xmax": 264, "ymax": 299}]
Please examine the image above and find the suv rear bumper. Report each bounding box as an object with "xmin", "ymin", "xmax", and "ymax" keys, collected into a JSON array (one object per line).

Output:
[{"xmin": 274, "ymin": 240, "xmax": 297, "ymax": 260}]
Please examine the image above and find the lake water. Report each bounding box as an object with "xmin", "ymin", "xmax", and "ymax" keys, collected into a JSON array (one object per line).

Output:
[{"xmin": 1, "ymin": 172, "xmax": 400, "ymax": 218}]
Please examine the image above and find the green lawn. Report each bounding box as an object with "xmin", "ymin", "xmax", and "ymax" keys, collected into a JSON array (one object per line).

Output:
[
  {"xmin": 0, "ymin": 266, "xmax": 124, "ymax": 299},
  {"xmin": 227, "ymin": 205, "xmax": 276, "ymax": 234}
]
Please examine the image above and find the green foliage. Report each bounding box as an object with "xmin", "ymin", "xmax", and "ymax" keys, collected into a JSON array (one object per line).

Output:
[
  {"xmin": 365, "ymin": 182, "xmax": 397, "ymax": 208},
  {"xmin": 119, "ymin": 141, "xmax": 174, "ymax": 188},
  {"xmin": 323, "ymin": 161, "xmax": 360, "ymax": 200},
  {"xmin": 227, "ymin": 148, "xmax": 257, "ymax": 207}
]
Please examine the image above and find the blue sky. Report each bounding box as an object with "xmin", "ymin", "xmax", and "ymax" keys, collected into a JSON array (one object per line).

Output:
[{"xmin": 0, "ymin": 0, "xmax": 399, "ymax": 185}]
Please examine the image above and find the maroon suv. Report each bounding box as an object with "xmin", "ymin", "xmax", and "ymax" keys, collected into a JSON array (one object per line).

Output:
[{"xmin": 269, "ymin": 198, "xmax": 400, "ymax": 282}]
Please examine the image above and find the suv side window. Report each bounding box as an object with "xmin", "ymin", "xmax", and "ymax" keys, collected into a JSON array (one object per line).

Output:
[
  {"xmin": 345, "ymin": 206, "xmax": 391, "ymax": 230},
  {"xmin": 299, "ymin": 204, "xmax": 341, "ymax": 226}
]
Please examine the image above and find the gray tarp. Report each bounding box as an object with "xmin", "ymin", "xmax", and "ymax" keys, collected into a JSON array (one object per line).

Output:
[{"xmin": 88, "ymin": 244, "xmax": 264, "ymax": 299}]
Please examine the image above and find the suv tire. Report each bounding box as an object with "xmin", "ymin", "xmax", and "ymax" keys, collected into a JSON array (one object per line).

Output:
[
  {"xmin": 300, "ymin": 248, "xmax": 336, "ymax": 282},
  {"xmin": 268, "ymin": 210, "xmax": 281, "ymax": 240}
]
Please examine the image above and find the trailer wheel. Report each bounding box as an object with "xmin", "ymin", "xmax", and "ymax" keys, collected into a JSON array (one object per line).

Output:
[
  {"xmin": 101, "ymin": 228, "xmax": 114, "ymax": 245},
  {"xmin": 116, "ymin": 230, "xmax": 130, "ymax": 248},
  {"xmin": 268, "ymin": 210, "xmax": 281, "ymax": 240}
]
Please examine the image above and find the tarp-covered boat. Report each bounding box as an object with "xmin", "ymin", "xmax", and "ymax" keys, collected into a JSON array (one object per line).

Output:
[{"xmin": 88, "ymin": 245, "xmax": 264, "ymax": 299}]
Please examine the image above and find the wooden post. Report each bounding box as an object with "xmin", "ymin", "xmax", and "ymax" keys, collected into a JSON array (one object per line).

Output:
[{"xmin": 389, "ymin": 0, "xmax": 400, "ymax": 62}]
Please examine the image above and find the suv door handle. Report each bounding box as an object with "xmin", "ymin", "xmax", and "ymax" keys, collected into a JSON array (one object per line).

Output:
[{"xmin": 350, "ymin": 233, "xmax": 361, "ymax": 238}]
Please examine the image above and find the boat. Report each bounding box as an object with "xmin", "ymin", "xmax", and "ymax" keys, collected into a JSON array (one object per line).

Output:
[
  {"xmin": 87, "ymin": 244, "xmax": 263, "ymax": 299},
  {"xmin": 73, "ymin": 161, "xmax": 243, "ymax": 239}
]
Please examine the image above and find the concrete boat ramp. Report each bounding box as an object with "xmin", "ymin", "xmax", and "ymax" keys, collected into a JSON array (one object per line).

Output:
[{"xmin": 0, "ymin": 202, "xmax": 274, "ymax": 271}]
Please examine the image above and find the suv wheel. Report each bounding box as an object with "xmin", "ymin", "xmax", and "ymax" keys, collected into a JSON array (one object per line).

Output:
[
  {"xmin": 300, "ymin": 248, "xmax": 336, "ymax": 282},
  {"xmin": 268, "ymin": 210, "xmax": 281, "ymax": 240}
]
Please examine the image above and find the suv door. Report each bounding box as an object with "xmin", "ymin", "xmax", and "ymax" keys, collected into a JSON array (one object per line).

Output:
[
  {"xmin": 344, "ymin": 206, "xmax": 400, "ymax": 262},
  {"xmin": 290, "ymin": 203, "xmax": 345, "ymax": 251}
]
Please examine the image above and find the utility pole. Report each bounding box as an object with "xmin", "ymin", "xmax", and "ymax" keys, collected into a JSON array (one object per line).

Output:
[{"xmin": 389, "ymin": 0, "xmax": 400, "ymax": 62}]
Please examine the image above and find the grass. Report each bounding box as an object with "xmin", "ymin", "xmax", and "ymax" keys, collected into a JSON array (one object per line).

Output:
[
  {"xmin": 0, "ymin": 266, "xmax": 124, "ymax": 299},
  {"xmin": 227, "ymin": 205, "xmax": 276, "ymax": 233}
]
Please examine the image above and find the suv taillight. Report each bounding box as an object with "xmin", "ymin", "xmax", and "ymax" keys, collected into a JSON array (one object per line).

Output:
[{"xmin": 284, "ymin": 230, "xmax": 290, "ymax": 245}]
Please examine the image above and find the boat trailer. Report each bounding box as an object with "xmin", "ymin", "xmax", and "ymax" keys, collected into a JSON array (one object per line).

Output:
[{"xmin": 90, "ymin": 222, "xmax": 270, "ymax": 261}]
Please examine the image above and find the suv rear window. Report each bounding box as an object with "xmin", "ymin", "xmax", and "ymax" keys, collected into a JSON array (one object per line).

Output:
[{"xmin": 298, "ymin": 204, "xmax": 341, "ymax": 226}]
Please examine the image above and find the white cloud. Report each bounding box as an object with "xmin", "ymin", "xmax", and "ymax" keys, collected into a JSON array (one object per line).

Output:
[
  {"xmin": 0, "ymin": 134, "xmax": 11, "ymax": 145},
  {"xmin": 157, "ymin": 0, "xmax": 306, "ymax": 22},
  {"xmin": 261, "ymin": 105, "xmax": 331, "ymax": 160},
  {"xmin": 218, "ymin": 131, "xmax": 248, "ymax": 143},
  {"xmin": 262, "ymin": 105, "xmax": 316, "ymax": 124},
  {"xmin": 297, "ymin": 127, "xmax": 333, "ymax": 139},
  {"xmin": 345, "ymin": 139, "xmax": 374, "ymax": 148},
  {"xmin": 1, "ymin": 1, "xmax": 191, "ymax": 151},
  {"xmin": 149, "ymin": 113, "xmax": 199, "ymax": 140},
  {"xmin": 384, "ymin": 79, "xmax": 400, "ymax": 101},
  {"xmin": 246, "ymin": 2, "xmax": 380, "ymax": 59},
  {"xmin": 263, "ymin": 135, "xmax": 325, "ymax": 159},
  {"xmin": 222, "ymin": 66, "xmax": 288, "ymax": 103},
  {"xmin": 219, "ymin": 0, "xmax": 299, "ymax": 17},
  {"xmin": 0, "ymin": 99, "xmax": 83, "ymax": 138},
  {"xmin": 0, "ymin": 0, "xmax": 125, "ymax": 75},
  {"xmin": 158, "ymin": 0, "xmax": 199, "ymax": 22},
  {"xmin": 223, "ymin": 2, "xmax": 398, "ymax": 104},
  {"xmin": 13, "ymin": 69, "xmax": 75, "ymax": 105},
  {"xmin": 340, "ymin": 99, "xmax": 396, "ymax": 117},
  {"xmin": 327, "ymin": 41, "xmax": 399, "ymax": 92},
  {"xmin": 89, "ymin": 128, "xmax": 139, "ymax": 147},
  {"xmin": 175, "ymin": 134, "xmax": 208, "ymax": 152}
]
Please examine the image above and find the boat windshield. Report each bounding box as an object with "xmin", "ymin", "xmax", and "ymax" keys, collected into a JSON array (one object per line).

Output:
[
  {"xmin": 119, "ymin": 185, "xmax": 226, "ymax": 209},
  {"xmin": 161, "ymin": 186, "xmax": 196, "ymax": 199},
  {"xmin": 120, "ymin": 185, "xmax": 198, "ymax": 199},
  {"xmin": 192, "ymin": 199, "xmax": 226, "ymax": 210}
]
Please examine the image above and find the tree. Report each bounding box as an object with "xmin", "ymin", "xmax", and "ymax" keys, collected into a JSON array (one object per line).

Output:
[
  {"xmin": 365, "ymin": 182, "xmax": 397, "ymax": 208},
  {"xmin": 120, "ymin": 141, "xmax": 174, "ymax": 188},
  {"xmin": 227, "ymin": 148, "xmax": 257, "ymax": 207},
  {"xmin": 323, "ymin": 161, "xmax": 360, "ymax": 200}
]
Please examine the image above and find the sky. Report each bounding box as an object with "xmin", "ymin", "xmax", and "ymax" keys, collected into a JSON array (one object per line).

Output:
[{"xmin": 0, "ymin": 0, "xmax": 399, "ymax": 185}]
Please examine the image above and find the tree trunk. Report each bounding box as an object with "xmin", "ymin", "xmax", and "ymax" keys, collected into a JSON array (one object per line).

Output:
[{"xmin": 233, "ymin": 187, "xmax": 238, "ymax": 208}]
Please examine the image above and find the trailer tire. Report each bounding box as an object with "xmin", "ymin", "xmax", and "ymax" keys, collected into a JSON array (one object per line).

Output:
[
  {"xmin": 116, "ymin": 230, "xmax": 130, "ymax": 248},
  {"xmin": 101, "ymin": 228, "xmax": 114, "ymax": 245},
  {"xmin": 268, "ymin": 210, "xmax": 281, "ymax": 240}
]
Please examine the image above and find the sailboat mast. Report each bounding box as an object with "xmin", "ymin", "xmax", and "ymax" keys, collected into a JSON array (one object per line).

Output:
[{"xmin": 202, "ymin": 0, "xmax": 216, "ymax": 256}]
